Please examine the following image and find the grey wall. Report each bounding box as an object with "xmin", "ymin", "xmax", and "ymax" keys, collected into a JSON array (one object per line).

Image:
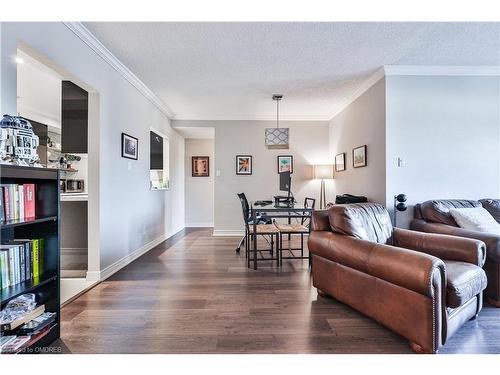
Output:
[
  {"xmin": 173, "ymin": 120, "xmax": 331, "ymax": 234},
  {"xmin": 329, "ymin": 78, "xmax": 386, "ymax": 204},
  {"xmin": 385, "ymin": 75, "xmax": 500, "ymax": 227},
  {"xmin": 185, "ymin": 138, "xmax": 214, "ymax": 227},
  {"xmin": 1, "ymin": 22, "xmax": 186, "ymax": 270}
]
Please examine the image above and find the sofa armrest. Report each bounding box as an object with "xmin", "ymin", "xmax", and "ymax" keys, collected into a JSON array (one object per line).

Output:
[
  {"xmin": 310, "ymin": 210, "xmax": 331, "ymax": 231},
  {"xmin": 394, "ymin": 228, "xmax": 486, "ymax": 267},
  {"xmin": 411, "ymin": 219, "xmax": 500, "ymax": 263},
  {"xmin": 308, "ymin": 231, "xmax": 445, "ymax": 297}
]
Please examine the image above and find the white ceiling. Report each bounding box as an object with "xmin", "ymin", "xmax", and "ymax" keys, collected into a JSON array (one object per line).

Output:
[
  {"xmin": 174, "ymin": 126, "xmax": 215, "ymax": 139},
  {"xmin": 84, "ymin": 22, "xmax": 500, "ymax": 121}
]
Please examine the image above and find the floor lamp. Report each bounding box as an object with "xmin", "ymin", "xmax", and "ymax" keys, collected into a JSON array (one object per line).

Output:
[{"xmin": 313, "ymin": 164, "xmax": 334, "ymax": 209}]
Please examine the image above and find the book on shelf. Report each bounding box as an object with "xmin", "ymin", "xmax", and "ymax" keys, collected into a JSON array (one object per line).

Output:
[
  {"xmin": 0, "ymin": 335, "xmax": 30, "ymax": 354},
  {"xmin": 17, "ymin": 312, "xmax": 56, "ymax": 335},
  {"xmin": 0, "ymin": 304, "xmax": 45, "ymax": 332},
  {"xmin": 1, "ymin": 183, "xmax": 36, "ymax": 222},
  {"xmin": 0, "ymin": 239, "xmax": 44, "ymax": 290}
]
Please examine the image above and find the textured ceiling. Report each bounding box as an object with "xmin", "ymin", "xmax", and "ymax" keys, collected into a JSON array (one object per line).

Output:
[
  {"xmin": 84, "ymin": 22, "xmax": 500, "ymax": 120},
  {"xmin": 174, "ymin": 127, "xmax": 215, "ymax": 139}
]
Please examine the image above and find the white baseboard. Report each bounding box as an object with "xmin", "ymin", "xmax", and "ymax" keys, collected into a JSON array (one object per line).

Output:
[
  {"xmin": 212, "ymin": 229, "xmax": 245, "ymax": 237},
  {"xmin": 98, "ymin": 226, "xmax": 185, "ymax": 282},
  {"xmin": 85, "ymin": 270, "xmax": 101, "ymax": 283},
  {"xmin": 61, "ymin": 247, "xmax": 88, "ymax": 254},
  {"xmin": 185, "ymin": 222, "xmax": 214, "ymax": 228}
]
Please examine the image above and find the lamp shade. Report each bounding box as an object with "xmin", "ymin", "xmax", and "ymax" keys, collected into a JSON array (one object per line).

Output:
[{"xmin": 313, "ymin": 164, "xmax": 334, "ymax": 180}]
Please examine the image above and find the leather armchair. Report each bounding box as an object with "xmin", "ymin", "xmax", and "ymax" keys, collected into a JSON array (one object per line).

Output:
[
  {"xmin": 411, "ymin": 199, "xmax": 500, "ymax": 307},
  {"xmin": 309, "ymin": 204, "xmax": 487, "ymax": 354}
]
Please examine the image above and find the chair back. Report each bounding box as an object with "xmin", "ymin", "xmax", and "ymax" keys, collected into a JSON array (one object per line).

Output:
[
  {"xmin": 420, "ymin": 199, "xmax": 481, "ymax": 226},
  {"xmin": 302, "ymin": 197, "xmax": 316, "ymax": 226},
  {"xmin": 237, "ymin": 193, "xmax": 250, "ymax": 229},
  {"xmin": 328, "ymin": 203, "xmax": 393, "ymax": 245}
]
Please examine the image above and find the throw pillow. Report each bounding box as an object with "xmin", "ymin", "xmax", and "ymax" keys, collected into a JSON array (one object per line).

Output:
[{"xmin": 449, "ymin": 207, "xmax": 500, "ymax": 235}]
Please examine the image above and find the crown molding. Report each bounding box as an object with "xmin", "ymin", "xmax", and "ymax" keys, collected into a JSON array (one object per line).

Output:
[
  {"xmin": 328, "ymin": 68, "xmax": 385, "ymax": 121},
  {"xmin": 63, "ymin": 22, "xmax": 175, "ymax": 119},
  {"xmin": 172, "ymin": 113, "xmax": 331, "ymax": 121},
  {"xmin": 384, "ymin": 65, "xmax": 500, "ymax": 76}
]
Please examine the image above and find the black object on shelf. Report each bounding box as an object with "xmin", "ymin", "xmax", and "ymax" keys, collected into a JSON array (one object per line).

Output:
[
  {"xmin": 1, "ymin": 164, "xmax": 60, "ymax": 354},
  {"xmin": 335, "ymin": 194, "xmax": 368, "ymax": 204}
]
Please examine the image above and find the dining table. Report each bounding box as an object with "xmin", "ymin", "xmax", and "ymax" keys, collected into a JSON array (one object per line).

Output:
[{"xmin": 249, "ymin": 201, "xmax": 314, "ymax": 270}]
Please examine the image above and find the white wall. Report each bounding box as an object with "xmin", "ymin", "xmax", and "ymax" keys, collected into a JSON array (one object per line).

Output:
[
  {"xmin": 329, "ymin": 78, "xmax": 386, "ymax": 204},
  {"xmin": 1, "ymin": 22, "xmax": 185, "ymax": 271},
  {"xmin": 385, "ymin": 75, "xmax": 500, "ymax": 227},
  {"xmin": 16, "ymin": 49, "xmax": 62, "ymax": 130},
  {"xmin": 184, "ymin": 138, "xmax": 214, "ymax": 227},
  {"xmin": 173, "ymin": 120, "xmax": 331, "ymax": 234}
]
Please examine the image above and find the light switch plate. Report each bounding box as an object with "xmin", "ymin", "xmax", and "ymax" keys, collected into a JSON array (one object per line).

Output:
[
  {"xmin": 128, "ymin": 161, "xmax": 132, "ymax": 171},
  {"xmin": 216, "ymin": 169, "xmax": 221, "ymax": 177},
  {"xmin": 397, "ymin": 157, "xmax": 405, "ymax": 168}
]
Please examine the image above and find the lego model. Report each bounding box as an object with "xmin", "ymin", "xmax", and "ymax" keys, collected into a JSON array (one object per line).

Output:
[{"xmin": 0, "ymin": 114, "xmax": 40, "ymax": 166}]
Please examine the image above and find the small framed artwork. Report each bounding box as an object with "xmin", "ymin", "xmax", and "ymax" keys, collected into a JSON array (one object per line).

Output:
[
  {"xmin": 192, "ymin": 156, "xmax": 209, "ymax": 177},
  {"xmin": 353, "ymin": 145, "xmax": 367, "ymax": 168},
  {"xmin": 335, "ymin": 152, "xmax": 346, "ymax": 172},
  {"xmin": 236, "ymin": 155, "xmax": 252, "ymax": 175},
  {"xmin": 122, "ymin": 133, "xmax": 138, "ymax": 160},
  {"xmin": 277, "ymin": 155, "xmax": 293, "ymax": 174}
]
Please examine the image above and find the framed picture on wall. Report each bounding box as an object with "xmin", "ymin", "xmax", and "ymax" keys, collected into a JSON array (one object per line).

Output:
[
  {"xmin": 121, "ymin": 133, "xmax": 138, "ymax": 160},
  {"xmin": 236, "ymin": 155, "xmax": 252, "ymax": 175},
  {"xmin": 192, "ymin": 156, "xmax": 210, "ymax": 177},
  {"xmin": 277, "ymin": 155, "xmax": 293, "ymax": 174},
  {"xmin": 353, "ymin": 145, "xmax": 367, "ymax": 168},
  {"xmin": 335, "ymin": 152, "xmax": 346, "ymax": 172}
]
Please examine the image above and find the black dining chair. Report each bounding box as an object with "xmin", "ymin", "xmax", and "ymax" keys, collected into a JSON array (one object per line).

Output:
[
  {"xmin": 275, "ymin": 197, "xmax": 315, "ymax": 264},
  {"xmin": 236, "ymin": 193, "xmax": 280, "ymax": 267},
  {"xmin": 235, "ymin": 193, "xmax": 271, "ymax": 252}
]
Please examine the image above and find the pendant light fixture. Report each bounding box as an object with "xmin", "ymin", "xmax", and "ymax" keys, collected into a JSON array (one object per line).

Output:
[{"xmin": 265, "ymin": 94, "xmax": 289, "ymax": 149}]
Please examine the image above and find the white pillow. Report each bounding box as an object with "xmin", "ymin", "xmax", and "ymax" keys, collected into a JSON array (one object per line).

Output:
[{"xmin": 449, "ymin": 207, "xmax": 500, "ymax": 235}]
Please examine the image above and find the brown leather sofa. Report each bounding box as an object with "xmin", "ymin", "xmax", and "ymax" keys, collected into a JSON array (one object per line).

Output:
[
  {"xmin": 308, "ymin": 203, "xmax": 487, "ymax": 354},
  {"xmin": 411, "ymin": 199, "xmax": 500, "ymax": 307},
  {"xmin": 480, "ymin": 198, "xmax": 500, "ymax": 223}
]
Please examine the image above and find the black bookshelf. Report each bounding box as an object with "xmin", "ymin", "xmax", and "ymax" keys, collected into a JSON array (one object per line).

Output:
[{"xmin": 1, "ymin": 164, "xmax": 60, "ymax": 354}]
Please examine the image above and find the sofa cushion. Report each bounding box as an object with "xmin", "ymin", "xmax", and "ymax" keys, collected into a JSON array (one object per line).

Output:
[
  {"xmin": 328, "ymin": 203, "xmax": 393, "ymax": 244},
  {"xmin": 449, "ymin": 207, "xmax": 500, "ymax": 235},
  {"xmin": 420, "ymin": 200, "xmax": 481, "ymax": 226},
  {"xmin": 444, "ymin": 260, "xmax": 487, "ymax": 308},
  {"xmin": 480, "ymin": 199, "xmax": 500, "ymax": 224}
]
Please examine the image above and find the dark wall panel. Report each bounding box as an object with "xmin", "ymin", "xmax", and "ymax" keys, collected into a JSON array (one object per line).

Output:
[
  {"xmin": 61, "ymin": 81, "xmax": 88, "ymax": 154},
  {"xmin": 150, "ymin": 131, "xmax": 163, "ymax": 170}
]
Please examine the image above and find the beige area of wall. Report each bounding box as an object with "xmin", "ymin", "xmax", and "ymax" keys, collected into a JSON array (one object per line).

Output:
[
  {"xmin": 329, "ymin": 78, "xmax": 386, "ymax": 204},
  {"xmin": 185, "ymin": 139, "xmax": 215, "ymax": 227},
  {"xmin": 173, "ymin": 120, "xmax": 331, "ymax": 233}
]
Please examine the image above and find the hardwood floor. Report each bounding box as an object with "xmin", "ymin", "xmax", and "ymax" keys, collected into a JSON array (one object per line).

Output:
[{"xmin": 56, "ymin": 228, "xmax": 500, "ymax": 354}]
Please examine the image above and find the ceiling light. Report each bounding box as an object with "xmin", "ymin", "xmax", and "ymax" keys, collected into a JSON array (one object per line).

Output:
[
  {"xmin": 265, "ymin": 94, "xmax": 289, "ymax": 149},
  {"xmin": 14, "ymin": 57, "xmax": 24, "ymax": 64}
]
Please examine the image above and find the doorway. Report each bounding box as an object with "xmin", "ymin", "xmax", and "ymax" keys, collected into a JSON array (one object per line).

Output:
[
  {"xmin": 176, "ymin": 127, "xmax": 215, "ymax": 228},
  {"xmin": 16, "ymin": 45, "xmax": 100, "ymax": 303}
]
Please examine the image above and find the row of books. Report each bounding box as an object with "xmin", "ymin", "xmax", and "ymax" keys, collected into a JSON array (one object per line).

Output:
[
  {"xmin": 0, "ymin": 183, "xmax": 36, "ymax": 222},
  {"xmin": 0, "ymin": 239, "xmax": 44, "ymax": 290}
]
